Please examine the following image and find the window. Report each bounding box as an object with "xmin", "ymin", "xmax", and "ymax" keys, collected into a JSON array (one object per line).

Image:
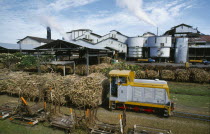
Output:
[
  {"xmin": 112, "ymin": 34, "xmax": 116, "ymax": 38},
  {"xmin": 111, "ymin": 77, "xmax": 118, "ymax": 97},
  {"xmin": 161, "ymin": 43, "xmax": 164, "ymax": 47},
  {"xmin": 155, "ymin": 37, "xmax": 157, "ymax": 43},
  {"xmin": 119, "ymin": 77, "xmax": 127, "ymax": 84}
]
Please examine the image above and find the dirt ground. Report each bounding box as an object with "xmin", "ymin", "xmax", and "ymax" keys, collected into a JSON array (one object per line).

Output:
[{"xmin": 0, "ymin": 94, "xmax": 209, "ymax": 134}]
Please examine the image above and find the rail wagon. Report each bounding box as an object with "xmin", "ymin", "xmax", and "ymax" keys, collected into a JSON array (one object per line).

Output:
[{"xmin": 108, "ymin": 70, "xmax": 174, "ymax": 116}]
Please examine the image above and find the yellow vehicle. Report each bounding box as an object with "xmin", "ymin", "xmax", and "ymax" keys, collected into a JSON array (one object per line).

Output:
[
  {"xmin": 189, "ymin": 60, "xmax": 203, "ymax": 63},
  {"xmin": 109, "ymin": 70, "xmax": 174, "ymax": 117},
  {"xmin": 137, "ymin": 58, "xmax": 155, "ymax": 63},
  {"xmin": 189, "ymin": 59, "xmax": 210, "ymax": 65}
]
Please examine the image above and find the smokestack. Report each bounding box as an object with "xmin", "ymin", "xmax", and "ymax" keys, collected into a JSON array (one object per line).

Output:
[{"xmin": 47, "ymin": 27, "xmax": 51, "ymax": 40}]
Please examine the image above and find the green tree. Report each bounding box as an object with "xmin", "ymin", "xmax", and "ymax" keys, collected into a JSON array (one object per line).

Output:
[{"xmin": 0, "ymin": 53, "xmax": 23, "ymax": 68}]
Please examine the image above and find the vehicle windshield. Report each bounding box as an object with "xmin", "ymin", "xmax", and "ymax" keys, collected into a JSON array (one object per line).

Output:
[
  {"xmin": 119, "ymin": 77, "xmax": 127, "ymax": 84},
  {"xmin": 111, "ymin": 77, "xmax": 118, "ymax": 97}
]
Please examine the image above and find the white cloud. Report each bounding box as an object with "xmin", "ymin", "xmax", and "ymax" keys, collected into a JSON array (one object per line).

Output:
[
  {"xmin": 48, "ymin": 0, "xmax": 98, "ymax": 11},
  {"xmin": 0, "ymin": 0, "xmax": 200, "ymax": 44},
  {"xmin": 116, "ymin": 0, "xmax": 157, "ymax": 27}
]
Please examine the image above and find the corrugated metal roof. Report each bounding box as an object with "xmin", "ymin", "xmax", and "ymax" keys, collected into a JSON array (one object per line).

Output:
[
  {"xmin": 17, "ymin": 36, "xmax": 54, "ymax": 44},
  {"xmin": 0, "ymin": 42, "xmax": 35, "ymax": 50},
  {"xmin": 35, "ymin": 39, "xmax": 107, "ymax": 50},
  {"xmin": 189, "ymin": 45, "xmax": 210, "ymax": 48},
  {"xmin": 73, "ymin": 40, "xmax": 106, "ymax": 50},
  {"xmin": 189, "ymin": 35, "xmax": 210, "ymax": 43}
]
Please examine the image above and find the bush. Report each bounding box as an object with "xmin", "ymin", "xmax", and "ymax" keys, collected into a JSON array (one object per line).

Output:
[
  {"xmin": 0, "ymin": 53, "xmax": 23, "ymax": 68},
  {"xmin": 17, "ymin": 55, "xmax": 38, "ymax": 69}
]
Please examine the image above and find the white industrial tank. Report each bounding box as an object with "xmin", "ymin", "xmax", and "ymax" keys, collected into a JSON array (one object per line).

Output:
[
  {"xmin": 175, "ymin": 38, "xmax": 188, "ymax": 63},
  {"xmin": 126, "ymin": 37, "xmax": 145, "ymax": 58},
  {"xmin": 150, "ymin": 48, "xmax": 170, "ymax": 57},
  {"xmin": 147, "ymin": 36, "xmax": 171, "ymax": 58}
]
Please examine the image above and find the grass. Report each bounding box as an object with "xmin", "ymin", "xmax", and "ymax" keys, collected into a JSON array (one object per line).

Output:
[
  {"xmin": 0, "ymin": 63, "xmax": 4, "ymax": 69},
  {"xmin": 171, "ymin": 94, "xmax": 210, "ymax": 111},
  {"xmin": 97, "ymin": 108, "xmax": 210, "ymax": 134},
  {"xmin": 0, "ymin": 120, "xmax": 64, "ymax": 134},
  {"xmin": 168, "ymin": 81, "xmax": 210, "ymax": 96}
]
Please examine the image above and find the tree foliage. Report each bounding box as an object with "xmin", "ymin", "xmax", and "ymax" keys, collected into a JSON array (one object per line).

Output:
[
  {"xmin": 0, "ymin": 53, "xmax": 55, "ymax": 70},
  {"xmin": 0, "ymin": 53, "xmax": 23, "ymax": 68}
]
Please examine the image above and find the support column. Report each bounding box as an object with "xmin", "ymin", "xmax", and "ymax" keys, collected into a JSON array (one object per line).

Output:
[
  {"xmin": 98, "ymin": 51, "xmax": 100, "ymax": 64},
  {"xmin": 73, "ymin": 62, "xmax": 75, "ymax": 75},
  {"xmin": 86, "ymin": 49, "xmax": 89, "ymax": 76},
  {"xmin": 37, "ymin": 49, "xmax": 41, "ymax": 74},
  {"xmin": 63, "ymin": 65, "xmax": 66, "ymax": 76}
]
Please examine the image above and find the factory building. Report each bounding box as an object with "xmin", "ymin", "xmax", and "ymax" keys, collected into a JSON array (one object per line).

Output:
[
  {"xmin": 66, "ymin": 29, "xmax": 127, "ymax": 59},
  {"xmin": 164, "ymin": 23, "xmax": 200, "ymax": 37},
  {"xmin": 17, "ymin": 36, "xmax": 54, "ymax": 47},
  {"xmin": 164, "ymin": 23, "xmax": 210, "ymax": 62},
  {"xmin": 16, "ymin": 27, "xmax": 54, "ymax": 51},
  {"xmin": 1, "ymin": 23, "xmax": 209, "ymax": 63},
  {"xmin": 188, "ymin": 35, "xmax": 210, "ymax": 60}
]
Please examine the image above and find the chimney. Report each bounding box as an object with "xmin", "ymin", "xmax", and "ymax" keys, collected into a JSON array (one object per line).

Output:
[{"xmin": 47, "ymin": 27, "xmax": 51, "ymax": 40}]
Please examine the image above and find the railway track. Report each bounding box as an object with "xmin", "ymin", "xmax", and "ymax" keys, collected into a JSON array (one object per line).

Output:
[{"xmin": 173, "ymin": 111, "xmax": 210, "ymax": 122}]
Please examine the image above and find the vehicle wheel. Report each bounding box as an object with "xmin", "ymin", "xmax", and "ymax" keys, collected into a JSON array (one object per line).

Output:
[
  {"xmin": 163, "ymin": 109, "xmax": 170, "ymax": 117},
  {"xmin": 109, "ymin": 102, "xmax": 116, "ymax": 111}
]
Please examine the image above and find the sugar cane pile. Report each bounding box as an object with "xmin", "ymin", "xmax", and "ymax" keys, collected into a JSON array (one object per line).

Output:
[
  {"xmin": 89, "ymin": 63, "xmax": 112, "ymax": 74},
  {"xmin": 0, "ymin": 71, "xmax": 109, "ymax": 108},
  {"xmin": 0, "ymin": 71, "xmax": 47, "ymax": 101},
  {"xmin": 74, "ymin": 63, "xmax": 112, "ymax": 76},
  {"xmin": 75, "ymin": 64, "xmax": 87, "ymax": 75},
  {"xmin": 175, "ymin": 69, "xmax": 190, "ymax": 82},
  {"xmin": 189, "ymin": 68, "xmax": 210, "ymax": 83},
  {"xmin": 100, "ymin": 57, "xmax": 112, "ymax": 64},
  {"xmin": 161, "ymin": 70, "xmax": 175, "ymax": 80},
  {"xmin": 146, "ymin": 70, "xmax": 159, "ymax": 79},
  {"xmin": 135, "ymin": 70, "xmax": 146, "ymax": 79}
]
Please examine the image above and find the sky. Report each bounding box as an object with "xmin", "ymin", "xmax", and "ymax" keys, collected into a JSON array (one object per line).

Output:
[{"xmin": 0, "ymin": 0, "xmax": 209, "ymax": 44}]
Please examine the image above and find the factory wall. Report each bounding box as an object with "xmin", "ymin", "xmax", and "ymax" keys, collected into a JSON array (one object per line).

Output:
[
  {"xmin": 175, "ymin": 25, "xmax": 198, "ymax": 33},
  {"xmin": 175, "ymin": 38, "xmax": 189, "ymax": 63},
  {"xmin": 98, "ymin": 31, "xmax": 128, "ymax": 44},
  {"xmin": 67, "ymin": 29, "xmax": 92, "ymax": 40},
  {"xmin": 18, "ymin": 37, "xmax": 41, "ymax": 47},
  {"xmin": 74, "ymin": 32, "xmax": 100, "ymax": 44},
  {"xmin": 96, "ymin": 38, "xmax": 127, "ymax": 53},
  {"xmin": 146, "ymin": 36, "xmax": 172, "ymax": 58},
  {"xmin": 110, "ymin": 30, "xmax": 128, "ymax": 43},
  {"xmin": 146, "ymin": 36, "xmax": 172, "ymax": 47},
  {"xmin": 126, "ymin": 37, "xmax": 145, "ymax": 58}
]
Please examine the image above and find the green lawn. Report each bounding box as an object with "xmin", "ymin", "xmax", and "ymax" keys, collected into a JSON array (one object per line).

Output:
[
  {"xmin": 0, "ymin": 120, "xmax": 65, "ymax": 134},
  {"xmin": 168, "ymin": 82, "xmax": 210, "ymax": 114},
  {"xmin": 168, "ymin": 82, "xmax": 210, "ymax": 96},
  {"xmin": 171, "ymin": 94, "xmax": 210, "ymax": 109},
  {"xmin": 0, "ymin": 63, "xmax": 4, "ymax": 69}
]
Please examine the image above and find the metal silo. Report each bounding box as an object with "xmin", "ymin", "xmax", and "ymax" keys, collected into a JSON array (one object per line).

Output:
[
  {"xmin": 148, "ymin": 36, "xmax": 171, "ymax": 58},
  {"xmin": 175, "ymin": 38, "xmax": 189, "ymax": 63},
  {"xmin": 127, "ymin": 37, "xmax": 145, "ymax": 58}
]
